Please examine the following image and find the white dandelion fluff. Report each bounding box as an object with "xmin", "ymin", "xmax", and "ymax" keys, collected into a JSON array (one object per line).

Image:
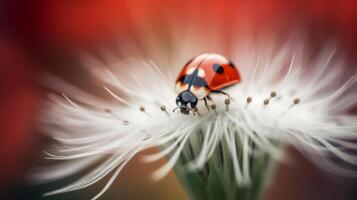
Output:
[{"xmin": 33, "ymin": 37, "xmax": 357, "ymax": 200}]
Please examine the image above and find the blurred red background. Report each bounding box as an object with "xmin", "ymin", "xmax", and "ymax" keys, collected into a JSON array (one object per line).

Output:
[{"xmin": 1, "ymin": 0, "xmax": 357, "ymax": 199}]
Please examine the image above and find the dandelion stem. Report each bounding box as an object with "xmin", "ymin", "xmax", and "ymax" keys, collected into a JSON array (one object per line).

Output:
[{"xmin": 172, "ymin": 129, "xmax": 276, "ymax": 200}]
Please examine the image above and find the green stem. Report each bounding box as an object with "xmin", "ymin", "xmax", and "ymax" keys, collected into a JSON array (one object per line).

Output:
[{"xmin": 172, "ymin": 130, "xmax": 276, "ymax": 200}]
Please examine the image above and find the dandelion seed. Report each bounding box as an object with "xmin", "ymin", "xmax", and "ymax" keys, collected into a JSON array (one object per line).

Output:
[
  {"xmin": 263, "ymin": 99, "xmax": 270, "ymax": 106},
  {"xmin": 210, "ymin": 104, "xmax": 218, "ymax": 115},
  {"xmin": 225, "ymin": 98, "xmax": 231, "ymax": 111},
  {"xmin": 160, "ymin": 105, "xmax": 171, "ymax": 116},
  {"xmin": 140, "ymin": 106, "xmax": 145, "ymax": 112},
  {"xmin": 123, "ymin": 120, "xmax": 129, "ymax": 125},
  {"xmin": 246, "ymin": 96, "xmax": 252, "ymax": 104},
  {"xmin": 270, "ymin": 91, "xmax": 277, "ymax": 98}
]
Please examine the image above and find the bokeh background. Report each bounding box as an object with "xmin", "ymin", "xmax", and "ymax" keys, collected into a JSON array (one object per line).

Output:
[{"xmin": 1, "ymin": 0, "xmax": 357, "ymax": 199}]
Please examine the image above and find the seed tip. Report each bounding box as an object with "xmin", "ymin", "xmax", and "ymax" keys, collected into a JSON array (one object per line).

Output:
[
  {"xmin": 264, "ymin": 99, "xmax": 269, "ymax": 105},
  {"xmin": 270, "ymin": 91, "xmax": 277, "ymax": 98},
  {"xmin": 140, "ymin": 106, "xmax": 145, "ymax": 112},
  {"xmin": 247, "ymin": 97, "xmax": 252, "ymax": 103}
]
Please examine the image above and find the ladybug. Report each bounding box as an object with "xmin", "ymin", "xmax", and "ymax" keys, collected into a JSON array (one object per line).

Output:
[{"xmin": 174, "ymin": 53, "xmax": 241, "ymax": 114}]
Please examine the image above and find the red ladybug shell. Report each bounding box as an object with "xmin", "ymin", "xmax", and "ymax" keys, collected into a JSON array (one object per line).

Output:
[{"xmin": 175, "ymin": 53, "xmax": 241, "ymax": 99}]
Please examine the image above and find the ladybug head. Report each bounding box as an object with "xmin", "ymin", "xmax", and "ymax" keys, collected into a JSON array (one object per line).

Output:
[{"xmin": 176, "ymin": 91, "xmax": 198, "ymax": 115}]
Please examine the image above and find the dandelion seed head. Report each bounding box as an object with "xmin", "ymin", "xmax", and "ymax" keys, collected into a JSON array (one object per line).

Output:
[{"xmin": 33, "ymin": 36, "xmax": 357, "ymax": 199}]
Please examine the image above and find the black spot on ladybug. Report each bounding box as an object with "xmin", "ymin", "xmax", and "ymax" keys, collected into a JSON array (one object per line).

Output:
[
  {"xmin": 213, "ymin": 64, "xmax": 224, "ymax": 74},
  {"xmin": 179, "ymin": 69, "xmax": 208, "ymax": 87}
]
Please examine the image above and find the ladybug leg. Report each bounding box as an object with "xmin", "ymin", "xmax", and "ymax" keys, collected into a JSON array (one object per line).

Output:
[
  {"xmin": 212, "ymin": 90, "xmax": 232, "ymax": 111},
  {"xmin": 203, "ymin": 97, "xmax": 210, "ymax": 111},
  {"xmin": 206, "ymin": 95, "xmax": 218, "ymax": 114},
  {"xmin": 206, "ymin": 95, "xmax": 216, "ymax": 105},
  {"xmin": 193, "ymin": 107, "xmax": 201, "ymax": 116},
  {"xmin": 213, "ymin": 90, "xmax": 233, "ymax": 100}
]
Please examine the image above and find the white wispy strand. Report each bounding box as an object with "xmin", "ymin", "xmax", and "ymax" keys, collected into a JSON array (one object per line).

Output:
[{"xmin": 33, "ymin": 40, "xmax": 357, "ymax": 199}]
